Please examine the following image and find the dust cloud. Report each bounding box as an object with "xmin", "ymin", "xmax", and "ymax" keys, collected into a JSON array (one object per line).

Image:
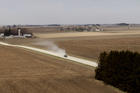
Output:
[{"xmin": 34, "ymin": 41, "xmax": 66, "ymax": 56}]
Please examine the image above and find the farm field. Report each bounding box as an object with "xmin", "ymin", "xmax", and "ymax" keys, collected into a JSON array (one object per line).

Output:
[
  {"xmin": 55, "ymin": 34, "xmax": 140, "ymax": 60},
  {"xmin": 0, "ymin": 45, "xmax": 120, "ymax": 93},
  {"xmin": 0, "ymin": 30, "xmax": 140, "ymax": 93},
  {"xmin": 2, "ymin": 31, "xmax": 140, "ymax": 61},
  {"xmin": 33, "ymin": 31, "xmax": 140, "ymax": 60},
  {"xmin": 34, "ymin": 30, "xmax": 140, "ymax": 38}
]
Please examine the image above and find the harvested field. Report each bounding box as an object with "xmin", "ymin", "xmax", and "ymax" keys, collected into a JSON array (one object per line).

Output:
[
  {"xmin": 0, "ymin": 30, "xmax": 139, "ymax": 93},
  {"xmin": 55, "ymin": 35, "xmax": 140, "ymax": 60},
  {"xmin": 0, "ymin": 45, "xmax": 120, "ymax": 93},
  {"xmin": 34, "ymin": 31, "xmax": 140, "ymax": 39},
  {"xmin": 32, "ymin": 31, "xmax": 140, "ymax": 61},
  {"xmin": 2, "ymin": 31, "xmax": 140, "ymax": 61}
]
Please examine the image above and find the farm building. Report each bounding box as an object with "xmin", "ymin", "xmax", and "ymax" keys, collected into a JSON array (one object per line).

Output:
[{"xmin": 0, "ymin": 26, "xmax": 33, "ymax": 38}]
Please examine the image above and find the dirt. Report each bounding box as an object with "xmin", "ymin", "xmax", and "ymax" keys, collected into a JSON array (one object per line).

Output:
[
  {"xmin": 34, "ymin": 31, "xmax": 140, "ymax": 39},
  {"xmin": 0, "ymin": 31, "xmax": 139, "ymax": 93},
  {"xmin": 0, "ymin": 45, "xmax": 120, "ymax": 93},
  {"xmin": 1, "ymin": 31, "xmax": 140, "ymax": 61},
  {"xmin": 55, "ymin": 35, "xmax": 140, "ymax": 60},
  {"xmin": 29, "ymin": 31, "xmax": 140, "ymax": 61}
]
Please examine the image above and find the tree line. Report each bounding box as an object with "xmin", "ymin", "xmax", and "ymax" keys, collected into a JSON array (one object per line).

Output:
[{"xmin": 95, "ymin": 50, "xmax": 140, "ymax": 93}]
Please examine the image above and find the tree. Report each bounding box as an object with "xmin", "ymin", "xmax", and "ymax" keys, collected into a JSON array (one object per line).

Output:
[{"xmin": 95, "ymin": 50, "xmax": 140, "ymax": 93}]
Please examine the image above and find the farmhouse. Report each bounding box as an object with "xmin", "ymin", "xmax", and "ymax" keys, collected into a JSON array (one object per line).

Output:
[{"xmin": 0, "ymin": 26, "xmax": 32, "ymax": 38}]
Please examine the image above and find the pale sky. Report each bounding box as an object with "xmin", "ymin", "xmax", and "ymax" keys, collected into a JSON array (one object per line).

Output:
[{"xmin": 0, "ymin": 0, "xmax": 140, "ymax": 25}]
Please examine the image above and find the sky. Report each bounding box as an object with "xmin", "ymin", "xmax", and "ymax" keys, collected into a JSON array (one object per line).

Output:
[{"xmin": 0, "ymin": 0, "xmax": 140, "ymax": 25}]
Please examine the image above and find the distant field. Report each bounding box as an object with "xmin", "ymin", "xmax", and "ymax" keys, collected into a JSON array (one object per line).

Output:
[
  {"xmin": 32, "ymin": 31, "xmax": 140, "ymax": 61},
  {"xmin": 34, "ymin": 31, "xmax": 140, "ymax": 39},
  {"xmin": 56, "ymin": 35, "xmax": 140, "ymax": 60},
  {"xmin": 2, "ymin": 30, "xmax": 140, "ymax": 61}
]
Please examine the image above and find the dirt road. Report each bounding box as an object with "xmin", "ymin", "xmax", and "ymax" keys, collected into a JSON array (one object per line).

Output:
[{"xmin": 0, "ymin": 42, "xmax": 98, "ymax": 67}]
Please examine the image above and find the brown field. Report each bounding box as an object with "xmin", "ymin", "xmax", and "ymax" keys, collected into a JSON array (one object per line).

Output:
[
  {"xmin": 0, "ymin": 45, "xmax": 120, "ymax": 93},
  {"xmin": 34, "ymin": 30, "xmax": 140, "ymax": 39},
  {"xmin": 33, "ymin": 31, "xmax": 140, "ymax": 61},
  {"xmin": 1, "ymin": 30, "xmax": 140, "ymax": 93},
  {"xmin": 55, "ymin": 35, "xmax": 140, "ymax": 60},
  {"xmin": 2, "ymin": 31, "xmax": 140, "ymax": 61}
]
